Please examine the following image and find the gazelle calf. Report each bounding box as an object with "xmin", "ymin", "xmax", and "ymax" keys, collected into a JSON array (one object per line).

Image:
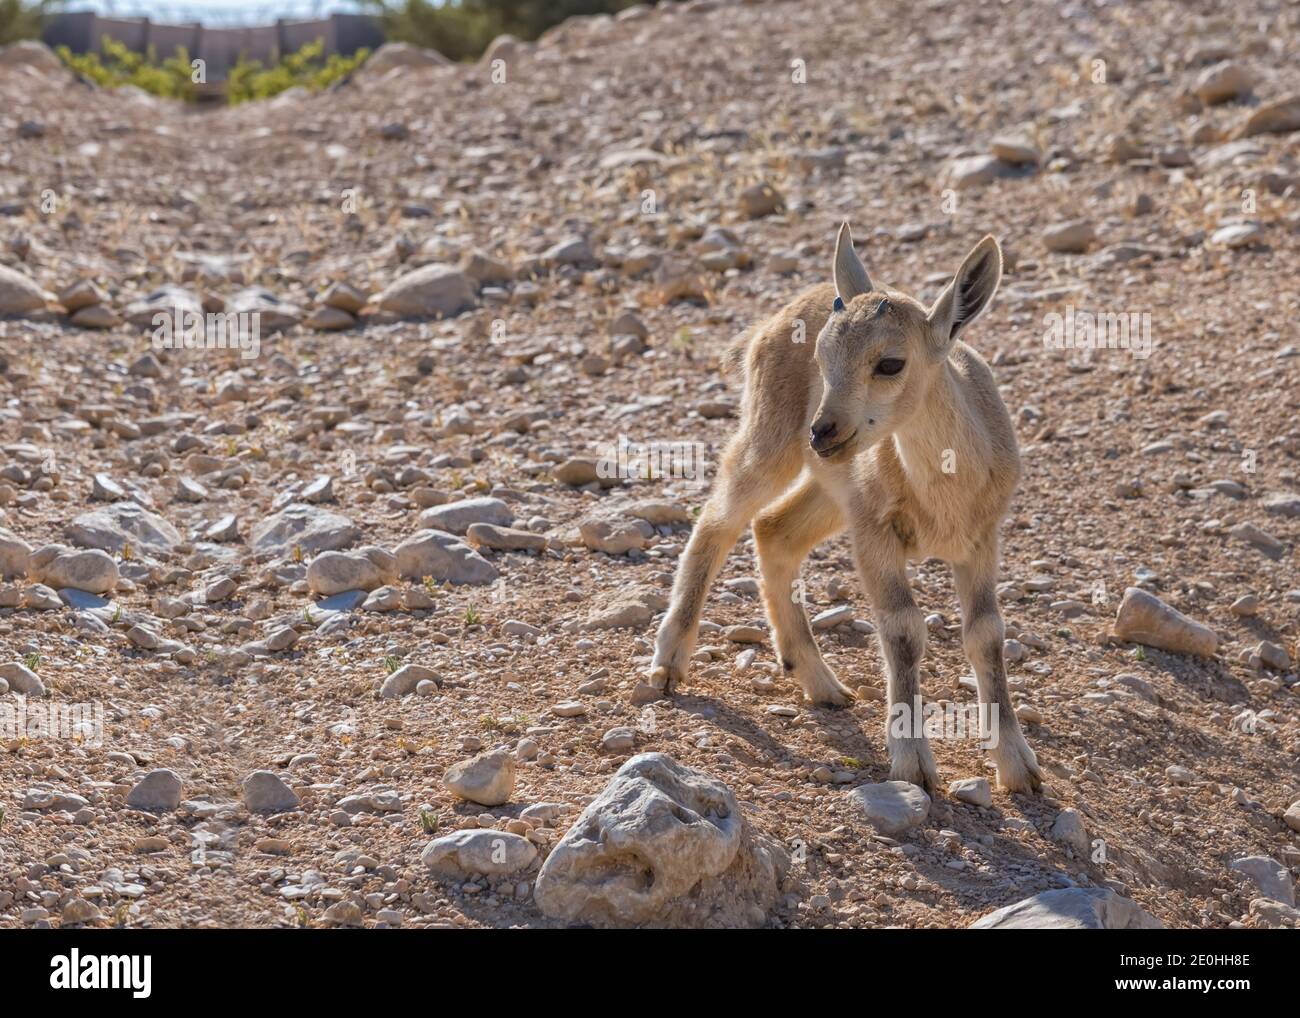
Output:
[{"xmin": 649, "ymin": 224, "xmax": 1041, "ymax": 794}]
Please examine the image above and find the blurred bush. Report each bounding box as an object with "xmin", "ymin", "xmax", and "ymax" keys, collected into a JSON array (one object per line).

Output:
[
  {"xmin": 362, "ymin": 0, "xmax": 649, "ymax": 61},
  {"xmin": 0, "ymin": 0, "xmax": 52, "ymax": 46}
]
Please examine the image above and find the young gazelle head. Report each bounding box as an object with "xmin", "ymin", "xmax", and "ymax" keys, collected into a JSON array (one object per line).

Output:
[{"xmin": 808, "ymin": 223, "xmax": 1003, "ymax": 462}]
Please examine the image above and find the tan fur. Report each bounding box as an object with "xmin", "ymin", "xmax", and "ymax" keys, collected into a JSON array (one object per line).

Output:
[{"xmin": 649, "ymin": 225, "xmax": 1042, "ymax": 795}]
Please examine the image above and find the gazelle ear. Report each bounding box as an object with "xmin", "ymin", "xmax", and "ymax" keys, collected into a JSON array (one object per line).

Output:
[
  {"xmin": 832, "ymin": 222, "xmax": 872, "ymax": 303},
  {"xmin": 928, "ymin": 235, "xmax": 1002, "ymax": 346}
]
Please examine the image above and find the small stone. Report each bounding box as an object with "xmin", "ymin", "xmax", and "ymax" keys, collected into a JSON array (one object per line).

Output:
[
  {"xmin": 394, "ymin": 530, "xmax": 498, "ymax": 585},
  {"xmin": 242, "ymin": 771, "xmax": 301, "ymax": 813},
  {"xmin": 601, "ymin": 727, "xmax": 635, "ymax": 752},
  {"xmin": 0, "ymin": 262, "xmax": 52, "ymax": 313},
  {"xmin": 379, "ymin": 264, "xmax": 475, "ymax": 317},
  {"xmin": 737, "ymin": 182, "xmax": 784, "ymax": 218},
  {"xmin": 444, "ymin": 749, "xmax": 515, "ymax": 806},
  {"xmin": 126, "ymin": 769, "xmax": 183, "ymax": 811},
  {"xmin": 724, "ymin": 625, "xmax": 766, "ymax": 644},
  {"xmin": 1227, "ymin": 521, "xmax": 1284, "ymax": 557},
  {"xmin": 1043, "ymin": 219, "xmax": 1095, "ymax": 254},
  {"xmin": 70, "ymin": 304, "xmax": 120, "ymax": 329},
  {"xmin": 1239, "ymin": 94, "xmax": 1300, "ymax": 137},
  {"xmin": 848, "ymin": 781, "xmax": 930, "ymax": 836},
  {"xmin": 465, "ymin": 523, "xmax": 546, "ymax": 552},
  {"xmin": 1049, "ymin": 807, "xmax": 1090, "ymax": 855},
  {"xmin": 579, "ymin": 517, "xmax": 648, "ymax": 555},
  {"xmin": 990, "ymin": 133, "xmax": 1040, "ymax": 165},
  {"xmin": 948, "ymin": 777, "xmax": 993, "ymax": 807},
  {"xmin": 1113, "ymin": 587, "xmax": 1217, "ymax": 657},
  {"xmin": 379, "ymin": 663, "xmax": 439, "ymax": 699},
  {"xmin": 1230, "ymin": 594, "xmax": 1259, "ymax": 616},
  {"xmin": 811, "ymin": 605, "xmax": 853, "ymax": 630},
  {"xmin": 28, "ymin": 546, "xmax": 118, "ymax": 594},
  {"xmin": 1212, "ymin": 222, "xmax": 1263, "ymax": 249},
  {"xmin": 305, "ymin": 305, "xmax": 355, "ymax": 330},
  {"xmin": 61, "ymin": 899, "xmax": 101, "ymax": 925},
  {"xmin": 1194, "ymin": 61, "xmax": 1253, "ymax": 105},
  {"xmin": 322, "ymin": 900, "xmax": 363, "ymax": 926},
  {"xmin": 306, "ymin": 547, "xmax": 397, "ymax": 595}
]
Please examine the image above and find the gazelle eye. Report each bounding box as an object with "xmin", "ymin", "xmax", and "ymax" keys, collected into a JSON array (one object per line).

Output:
[{"xmin": 876, "ymin": 358, "xmax": 905, "ymax": 376}]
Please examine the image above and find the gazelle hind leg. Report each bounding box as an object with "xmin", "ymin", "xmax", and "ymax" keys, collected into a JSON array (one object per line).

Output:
[
  {"xmin": 754, "ymin": 476, "xmax": 852, "ymax": 706},
  {"xmin": 648, "ymin": 438, "xmax": 800, "ymax": 693},
  {"xmin": 954, "ymin": 552, "xmax": 1042, "ymax": 793}
]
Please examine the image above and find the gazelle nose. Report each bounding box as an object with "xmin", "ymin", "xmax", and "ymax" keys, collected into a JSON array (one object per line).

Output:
[{"xmin": 809, "ymin": 418, "xmax": 839, "ymax": 451}]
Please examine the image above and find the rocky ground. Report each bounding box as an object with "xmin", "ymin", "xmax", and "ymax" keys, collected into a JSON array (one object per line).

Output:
[{"xmin": 0, "ymin": 0, "xmax": 1298, "ymax": 929}]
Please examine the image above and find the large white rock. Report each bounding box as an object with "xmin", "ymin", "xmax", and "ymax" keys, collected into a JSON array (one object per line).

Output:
[
  {"xmin": 534, "ymin": 753, "xmax": 787, "ymax": 927},
  {"xmin": 251, "ymin": 503, "xmax": 360, "ymax": 558},
  {"xmin": 394, "ymin": 529, "xmax": 498, "ymax": 585},
  {"xmin": 306, "ymin": 546, "xmax": 396, "ymax": 595},
  {"xmin": 0, "ymin": 526, "xmax": 31, "ymax": 579},
  {"xmin": 377, "ymin": 264, "xmax": 476, "ymax": 317},
  {"xmin": 970, "ymin": 887, "xmax": 1164, "ymax": 929},
  {"xmin": 66, "ymin": 502, "xmax": 180, "ymax": 555},
  {"xmin": 1229, "ymin": 856, "xmax": 1295, "ymax": 906},
  {"xmin": 417, "ymin": 497, "xmax": 513, "ymax": 535},
  {"xmin": 0, "ymin": 263, "xmax": 52, "ymax": 314},
  {"xmin": 421, "ymin": 829, "xmax": 537, "ymax": 877},
  {"xmin": 0, "ymin": 661, "xmax": 45, "ymax": 696},
  {"xmin": 28, "ymin": 545, "xmax": 119, "ymax": 594}
]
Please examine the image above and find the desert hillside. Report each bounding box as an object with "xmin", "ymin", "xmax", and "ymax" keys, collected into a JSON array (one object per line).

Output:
[{"xmin": 0, "ymin": 0, "xmax": 1297, "ymax": 930}]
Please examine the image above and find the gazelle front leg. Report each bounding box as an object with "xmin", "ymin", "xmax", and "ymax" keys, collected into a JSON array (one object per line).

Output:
[
  {"xmin": 954, "ymin": 549, "xmax": 1042, "ymax": 793},
  {"xmin": 852, "ymin": 527, "xmax": 939, "ymax": 794}
]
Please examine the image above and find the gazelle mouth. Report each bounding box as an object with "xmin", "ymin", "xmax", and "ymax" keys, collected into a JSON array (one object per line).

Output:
[{"xmin": 814, "ymin": 429, "xmax": 858, "ymax": 459}]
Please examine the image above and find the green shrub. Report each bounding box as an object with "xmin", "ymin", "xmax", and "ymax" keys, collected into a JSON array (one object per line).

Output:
[
  {"xmin": 55, "ymin": 37, "xmax": 370, "ymax": 104},
  {"xmin": 226, "ymin": 40, "xmax": 370, "ymax": 104},
  {"xmin": 362, "ymin": 0, "xmax": 649, "ymax": 61},
  {"xmin": 57, "ymin": 37, "xmax": 198, "ymax": 100}
]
